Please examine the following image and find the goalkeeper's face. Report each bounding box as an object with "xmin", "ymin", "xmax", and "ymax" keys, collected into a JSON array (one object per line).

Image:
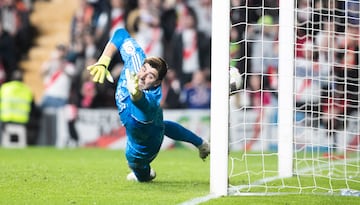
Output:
[{"xmin": 137, "ymin": 63, "xmax": 162, "ymax": 90}]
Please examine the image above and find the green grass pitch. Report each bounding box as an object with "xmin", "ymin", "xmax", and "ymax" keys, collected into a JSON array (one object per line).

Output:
[{"xmin": 0, "ymin": 147, "xmax": 359, "ymax": 205}]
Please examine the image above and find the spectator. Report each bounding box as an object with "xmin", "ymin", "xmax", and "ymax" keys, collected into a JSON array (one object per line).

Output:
[
  {"xmin": 135, "ymin": 13, "xmax": 163, "ymax": 58},
  {"xmin": 160, "ymin": 0, "xmax": 189, "ymax": 42},
  {"xmin": 94, "ymin": 0, "xmax": 125, "ymax": 50},
  {"xmin": 67, "ymin": 30, "xmax": 85, "ymax": 78},
  {"xmin": 83, "ymin": 28, "xmax": 97, "ymax": 60},
  {"xmin": 160, "ymin": 0, "xmax": 191, "ymax": 63},
  {"xmin": 294, "ymin": 40, "xmax": 322, "ymax": 122},
  {"xmin": 127, "ymin": 0, "xmax": 164, "ymax": 58},
  {"xmin": 320, "ymin": 83, "xmax": 347, "ymax": 152},
  {"xmin": 62, "ymin": 0, "xmax": 218, "ymax": 108},
  {"xmin": 0, "ymin": 20, "xmax": 17, "ymax": 82},
  {"xmin": 161, "ymin": 68, "xmax": 182, "ymax": 109},
  {"xmin": 180, "ymin": 70, "xmax": 211, "ymax": 109},
  {"xmin": 332, "ymin": 30, "xmax": 359, "ymax": 116},
  {"xmin": 40, "ymin": 44, "xmax": 76, "ymax": 109},
  {"xmin": 79, "ymin": 57, "xmax": 98, "ymax": 108},
  {"xmin": 230, "ymin": 26, "xmax": 241, "ymax": 69},
  {"xmin": 0, "ymin": 0, "xmax": 33, "ymax": 59},
  {"xmin": 247, "ymin": 74, "xmax": 272, "ymax": 109},
  {"xmin": 70, "ymin": 0, "xmax": 94, "ymax": 44},
  {"xmin": 345, "ymin": 0, "xmax": 359, "ymax": 26},
  {"xmin": 188, "ymin": 0, "xmax": 212, "ymax": 38},
  {"xmin": 169, "ymin": 5, "xmax": 211, "ymax": 87},
  {"xmin": 230, "ymin": 0, "xmax": 248, "ymax": 75},
  {"xmin": 314, "ymin": 16, "xmax": 337, "ymax": 88},
  {"xmin": 65, "ymin": 84, "xmax": 80, "ymax": 147},
  {"xmin": 0, "ymin": 70, "xmax": 35, "ymax": 146},
  {"xmin": 248, "ymin": 15, "xmax": 278, "ymax": 74},
  {"xmin": 297, "ymin": 0, "xmax": 313, "ymax": 25}
]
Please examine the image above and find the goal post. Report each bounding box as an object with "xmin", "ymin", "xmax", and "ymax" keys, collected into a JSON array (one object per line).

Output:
[
  {"xmin": 211, "ymin": 0, "xmax": 360, "ymax": 197},
  {"xmin": 277, "ymin": 0, "xmax": 295, "ymax": 178},
  {"xmin": 210, "ymin": 0, "xmax": 230, "ymax": 196}
]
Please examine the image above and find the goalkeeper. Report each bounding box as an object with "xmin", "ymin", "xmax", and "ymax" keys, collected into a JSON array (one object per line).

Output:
[{"xmin": 87, "ymin": 28, "xmax": 210, "ymax": 182}]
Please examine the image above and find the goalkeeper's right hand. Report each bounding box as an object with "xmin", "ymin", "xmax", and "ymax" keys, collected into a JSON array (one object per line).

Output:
[
  {"xmin": 125, "ymin": 69, "xmax": 142, "ymax": 101},
  {"xmin": 87, "ymin": 55, "xmax": 114, "ymax": 84}
]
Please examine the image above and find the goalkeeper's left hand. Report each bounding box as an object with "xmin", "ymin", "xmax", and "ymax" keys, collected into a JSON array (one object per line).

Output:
[
  {"xmin": 87, "ymin": 55, "xmax": 114, "ymax": 84},
  {"xmin": 125, "ymin": 69, "xmax": 142, "ymax": 101}
]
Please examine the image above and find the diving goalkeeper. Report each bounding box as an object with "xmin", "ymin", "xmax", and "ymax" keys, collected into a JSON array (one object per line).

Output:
[{"xmin": 87, "ymin": 28, "xmax": 210, "ymax": 182}]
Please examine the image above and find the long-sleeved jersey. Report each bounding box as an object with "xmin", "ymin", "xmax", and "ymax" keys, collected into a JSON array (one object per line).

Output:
[{"xmin": 111, "ymin": 28, "xmax": 164, "ymax": 162}]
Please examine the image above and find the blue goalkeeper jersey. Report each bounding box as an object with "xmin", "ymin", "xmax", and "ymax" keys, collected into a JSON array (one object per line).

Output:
[{"xmin": 111, "ymin": 28, "xmax": 164, "ymax": 159}]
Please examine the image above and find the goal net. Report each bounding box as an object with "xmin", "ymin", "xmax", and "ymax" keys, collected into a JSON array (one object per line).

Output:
[{"xmin": 211, "ymin": 0, "xmax": 360, "ymax": 196}]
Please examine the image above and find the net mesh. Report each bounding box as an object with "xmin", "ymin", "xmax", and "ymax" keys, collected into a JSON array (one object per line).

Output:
[{"xmin": 228, "ymin": 0, "xmax": 360, "ymax": 195}]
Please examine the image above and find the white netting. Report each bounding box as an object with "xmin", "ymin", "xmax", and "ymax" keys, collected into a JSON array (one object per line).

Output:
[{"xmin": 228, "ymin": 0, "xmax": 360, "ymax": 195}]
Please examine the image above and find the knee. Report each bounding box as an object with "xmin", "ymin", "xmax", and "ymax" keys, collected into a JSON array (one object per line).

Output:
[{"xmin": 128, "ymin": 163, "xmax": 152, "ymax": 182}]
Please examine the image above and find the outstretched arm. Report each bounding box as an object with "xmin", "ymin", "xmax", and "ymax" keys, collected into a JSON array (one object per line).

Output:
[
  {"xmin": 101, "ymin": 42, "xmax": 118, "ymax": 58},
  {"xmin": 87, "ymin": 28, "xmax": 137, "ymax": 84},
  {"xmin": 110, "ymin": 28, "xmax": 146, "ymax": 74}
]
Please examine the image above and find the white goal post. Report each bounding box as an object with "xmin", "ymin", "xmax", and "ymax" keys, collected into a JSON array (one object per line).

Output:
[
  {"xmin": 211, "ymin": 0, "xmax": 360, "ymax": 197},
  {"xmin": 277, "ymin": 0, "xmax": 295, "ymax": 178},
  {"xmin": 210, "ymin": 0, "xmax": 230, "ymax": 196}
]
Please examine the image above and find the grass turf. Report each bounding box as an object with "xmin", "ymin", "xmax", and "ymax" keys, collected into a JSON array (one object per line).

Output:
[
  {"xmin": 0, "ymin": 147, "xmax": 359, "ymax": 205},
  {"xmin": 0, "ymin": 147, "xmax": 209, "ymax": 205}
]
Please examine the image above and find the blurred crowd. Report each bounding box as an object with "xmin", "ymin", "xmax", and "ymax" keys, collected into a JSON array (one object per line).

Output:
[
  {"xmin": 1, "ymin": 0, "xmax": 213, "ymax": 146},
  {"xmin": 1, "ymin": 0, "xmax": 359, "ymax": 114},
  {"xmin": 39, "ymin": 0, "xmax": 212, "ymax": 111},
  {"xmin": 230, "ymin": 0, "xmax": 360, "ymax": 136},
  {"xmin": 1, "ymin": 0, "xmax": 360, "ymax": 146},
  {"xmin": 0, "ymin": 0, "xmax": 35, "ymax": 84},
  {"xmin": 0, "ymin": 0, "xmax": 38, "ymax": 145}
]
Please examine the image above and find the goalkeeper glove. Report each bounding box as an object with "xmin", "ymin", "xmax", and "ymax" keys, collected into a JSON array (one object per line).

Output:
[
  {"xmin": 87, "ymin": 55, "xmax": 114, "ymax": 83},
  {"xmin": 125, "ymin": 69, "xmax": 142, "ymax": 101}
]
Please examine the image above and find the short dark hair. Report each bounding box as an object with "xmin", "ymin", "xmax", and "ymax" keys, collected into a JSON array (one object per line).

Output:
[{"xmin": 144, "ymin": 56, "xmax": 168, "ymax": 80}]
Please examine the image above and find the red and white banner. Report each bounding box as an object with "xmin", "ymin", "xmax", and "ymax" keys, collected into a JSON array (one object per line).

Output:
[{"xmin": 56, "ymin": 109, "xmax": 210, "ymax": 150}]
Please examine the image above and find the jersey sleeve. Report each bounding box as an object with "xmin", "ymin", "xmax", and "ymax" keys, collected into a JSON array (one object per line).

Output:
[
  {"xmin": 131, "ymin": 87, "xmax": 162, "ymax": 123},
  {"xmin": 110, "ymin": 28, "xmax": 146, "ymax": 74}
]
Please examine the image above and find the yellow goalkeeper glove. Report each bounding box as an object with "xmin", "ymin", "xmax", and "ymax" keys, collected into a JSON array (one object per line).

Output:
[
  {"xmin": 125, "ymin": 69, "xmax": 142, "ymax": 101},
  {"xmin": 87, "ymin": 55, "xmax": 114, "ymax": 83}
]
